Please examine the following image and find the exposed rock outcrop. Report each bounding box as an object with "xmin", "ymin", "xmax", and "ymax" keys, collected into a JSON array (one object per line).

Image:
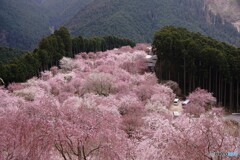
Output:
[{"xmin": 204, "ymin": 0, "xmax": 240, "ymax": 31}]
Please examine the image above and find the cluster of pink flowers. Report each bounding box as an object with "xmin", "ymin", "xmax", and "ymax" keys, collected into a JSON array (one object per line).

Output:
[
  {"xmin": 0, "ymin": 44, "xmax": 238, "ymax": 160},
  {"xmin": 183, "ymin": 88, "xmax": 217, "ymax": 117}
]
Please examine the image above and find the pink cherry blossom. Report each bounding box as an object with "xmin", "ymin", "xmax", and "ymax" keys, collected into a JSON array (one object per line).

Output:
[{"xmin": 0, "ymin": 45, "xmax": 237, "ymax": 159}]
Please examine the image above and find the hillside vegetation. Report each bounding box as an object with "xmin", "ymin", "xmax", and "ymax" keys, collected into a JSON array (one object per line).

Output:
[
  {"xmin": 0, "ymin": 27, "xmax": 135, "ymax": 85},
  {"xmin": 39, "ymin": 0, "xmax": 93, "ymax": 27},
  {"xmin": 0, "ymin": 0, "xmax": 49, "ymax": 49},
  {"xmin": 1, "ymin": 0, "xmax": 240, "ymax": 49},
  {"xmin": 0, "ymin": 47, "xmax": 26, "ymax": 65},
  {"xmin": 0, "ymin": 0, "xmax": 92, "ymax": 50},
  {"xmin": 153, "ymin": 26, "xmax": 240, "ymax": 112},
  {"xmin": 67, "ymin": 0, "xmax": 240, "ymax": 46}
]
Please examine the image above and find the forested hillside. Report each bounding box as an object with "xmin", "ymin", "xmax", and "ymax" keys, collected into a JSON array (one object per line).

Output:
[
  {"xmin": 0, "ymin": 47, "xmax": 26, "ymax": 65},
  {"xmin": 1, "ymin": 0, "xmax": 240, "ymax": 49},
  {"xmin": 67, "ymin": 0, "xmax": 240, "ymax": 46},
  {"xmin": 0, "ymin": 27, "xmax": 135, "ymax": 85},
  {"xmin": 0, "ymin": 0, "xmax": 92, "ymax": 50},
  {"xmin": 0, "ymin": 0, "xmax": 49, "ymax": 49},
  {"xmin": 37, "ymin": 0, "xmax": 93, "ymax": 27},
  {"xmin": 153, "ymin": 26, "xmax": 240, "ymax": 112}
]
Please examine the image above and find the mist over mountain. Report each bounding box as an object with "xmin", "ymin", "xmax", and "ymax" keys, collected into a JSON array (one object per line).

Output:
[{"xmin": 1, "ymin": 0, "xmax": 240, "ymax": 49}]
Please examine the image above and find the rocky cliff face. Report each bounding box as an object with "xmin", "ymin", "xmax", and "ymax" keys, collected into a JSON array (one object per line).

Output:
[{"xmin": 204, "ymin": 0, "xmax": 240, "ymax": 31}]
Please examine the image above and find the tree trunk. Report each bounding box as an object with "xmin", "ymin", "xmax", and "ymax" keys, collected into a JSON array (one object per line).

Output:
[
  {"xmin": 218, "ymin": 74, "xmax": 221, "ymax": 105},
  {"xmin": 168, "ymin": 69, "xmax": 171, "ymax": 80},
  {"xmin": 224, "ymin": 80, "xmax": 227, "ymax": 107},
  {"xmin": 209, "ymin": 66, "xmax": 212, "ymax": 91},
  {"xmin": 237, "ymin": 81, "xmax": 239, "ymax": 112},
  {"xmin": 82, "ymin": 146, "xmax": 87, "ymax": 160},
  {"xmin": 230, "ymin": 78, "xmax": 233, "ymax": 111},
  {"xmin": 202, "ymin": 77, "xmax": 205, "ymax": 89},
  {"xmin": 215, "ymin": 72, "xmax": 218, "ymax": 101},
  {"xmin": 177, "ymin": 72, "xmax": 180, "ymax": 86},
  {"xmin": 159, "ymin": 60, "xmax": 162, "ymax": 80},
  {"xmin": 189, "ymin": 73, "xmax": 192, "ymax": 93},
  {"xmin": 193, "ymin": 75, "xmax": 195, "ymax": 90},
  {"xmin": 184, "ymin": 56, "xmax": 186, "ymax": 95}
]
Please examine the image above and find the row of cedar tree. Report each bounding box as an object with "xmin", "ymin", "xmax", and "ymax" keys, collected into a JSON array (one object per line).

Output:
[
  {"xmin": 153, "ymin": 26, "xmax": 240, "ymax": 112},
  {"xmin": 0, "ymin": 27, "xmax": 135, "ymax": 85}
]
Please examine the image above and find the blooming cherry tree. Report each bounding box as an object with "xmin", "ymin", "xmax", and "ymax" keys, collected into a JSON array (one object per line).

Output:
[
  {"xmin": 184, "ymin": 88, "xmax": 217, "ymax": 117},
  {"xmin": 0, "ymin": 45, "xmax": 237, "ymax": 160}
]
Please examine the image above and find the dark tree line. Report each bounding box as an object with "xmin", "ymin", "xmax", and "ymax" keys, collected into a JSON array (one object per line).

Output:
[
  {"xmin": 0, "ymin": 47, "xmax": 26, "ymax": 65},
  {"xmin": 0, "ymin": 27, "xmax": 135, "ymax": 85},
  {"xmin": 153, "ymin": 26, "xmax": 240, "ymax": 112},
  {"xmin": 72, "ymin": 35, "xmax": 135, "ymax": 54}
]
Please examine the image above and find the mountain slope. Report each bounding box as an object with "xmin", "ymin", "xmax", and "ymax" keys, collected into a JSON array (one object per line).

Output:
[
  {"xmin": 1, "ymin": 0, "xmax": 240, "ymax": 49},
  {"xmin": 66, "ymin": 0, "xmax": 240, "ymax": 45},
  {"xmin": 39, "ymin": 0, "xmax": 94, "ymax": 27},
  {"xmin": 0, "ymin": 0, "xmax": 50, "ymax": 49},
  {"xmin": 0, "ymin": 0, "xmax": 92, "ymax": 50},
  {"xmin": 204, "ymin": 0, "xmax": 240, "ymax": 31}
]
